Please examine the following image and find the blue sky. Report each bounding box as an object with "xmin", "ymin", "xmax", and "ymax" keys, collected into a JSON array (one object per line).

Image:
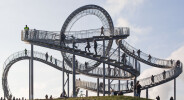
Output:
[{"xmin": 0, "ymin": 0, "xmax": 184, "ymax": 100}]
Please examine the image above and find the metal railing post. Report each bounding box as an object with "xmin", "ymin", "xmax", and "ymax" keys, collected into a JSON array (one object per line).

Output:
[
  {"xmin": 174, "ymin": 78, "xmax": 176, "ymax": 100},
  {"xmin": 62, "ymin": 58, "xmax": 65, "ymax": 95},
  {"xmin": 118, "ymin": 40, "xmax": 121, "ymax": 91},
  {"xmin": 67, "ymin": 73, "xmax": 70, "ymax": 97},
  {"xmin": 97, "ymin": 78, "xmax": 99, "ymax": 96},
  {"xmin": 72, "ymin": 53, "xmax": 76, "ymax": 97},
  {"xmin": 29, "ymin": 44, "xmax": 34, "ymax": 100},
  {"xmin": 103, "ymin": 39, "xmax": 105, "ymax": 96},
  {"xmin": 146, "ymin": 88, "xmax": 148, "ymax": 99}
]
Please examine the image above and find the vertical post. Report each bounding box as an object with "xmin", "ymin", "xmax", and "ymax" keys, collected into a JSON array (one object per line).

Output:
[
  {"xmin": 103, "ymin": 39, "xmax": 105, "ymax": 96},
  {"xmin": 67, "ymin": 73, "xmax": 70, "ymax": 97},
  {"xmin": 62, "ymin": 58, "xmax": 65, "ymax": 95},
  {"xmin": 108, "ymin": 65, "xmax": 110, "ymax": 96},
  {"xmin": 134, "ymin": 77, "xmax": 137, "ymax": 96},
  {"xmin": 72, "ymin": 54, "xmax": 76, "ymax": 97},
  {"xmin": 86, "ymin": 90, "xmax": 88, "ymax": 97},
  {"xmin": 146, "ymin": 88, "xmax": 148, "ymax": 99},
  {"xmin": 29, "ymin": 44, "xmax": 34, "ymax": 100},
  {"xmin": 118, "ymin": 40, "xmax": 121, "ymax": 91},
  {"xmin": 126, "ymin": 80, "xmax": 129, "ymax": 90},
  {"xmin": 174, "ymin": 78, "xmax": 176, "ymax": 100},
  {"xmin": 97, "ymin": 78, "xmax": 99, "ymax": 96}
]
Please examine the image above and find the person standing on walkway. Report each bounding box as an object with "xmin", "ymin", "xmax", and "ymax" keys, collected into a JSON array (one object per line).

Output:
[
  {"xmin": 85, "ymin": 39, "xmax": 91, "ymax": 53},
  {"xmin": 148, "ymin": 54, "xmax": 151, "ymax": 62},
  {"xmin": 156, "ymin": 96, "xmax": 160, "ymax": 100},
  {"xmin": 24, "ymin": 49, "xmax": 27, "ymax": 56},
  {"xmin": 94, "ymin": 40, "xmax": 97, "ymax": 55},
  {"xmin": 45, "ymin": 52, "xmax": 48, "ymax": 61},
  {"xmin": 151, "ymin": 75, "xmax": 154, "ymax": 84},
  {"xmin": 121, "ymin": 53, "xmax": 127, "ymax": 64},
  {"xmin": 130, "ymin": 81, "xmax": 133, "ymax": 90},
  {"xmin": 163, "ymin": 70, "xmax": 166, "ymax": 79},
  {"xmin": 61, "ymin": 33, "xmax": 66, "ymax": 45},
  {"xmin": 24, "ymin": 25, "xmax": 29, "ymax": 39},
  {"xmin": 170, "ymin": 96, "xmax": 174, "ymax": 100},
  {"xmin": 100, "ymin": 26, "xmax": 105, "ymax": 36},
  {"xmin": 137, "ymin": 49, "xmax": 141, "ymax": 57},
  {"xmin": 136, "ymin": 81, "xmax": 142, "ymax": 98}
]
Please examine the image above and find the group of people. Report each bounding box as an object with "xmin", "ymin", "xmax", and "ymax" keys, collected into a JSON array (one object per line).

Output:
[
  {"xmin": 45, "ymin": 52, "xmax": 57, "ymax": 65},
  {"xmin": 45, "ymin": 94, "xmax": 53, "ymax": 99},
  {"xmin": 156, "ymin": 95, "xmax": 174, "ymax": 100},
  {"xmin": 85, "ymin": 39, "xmax": 98, "ymax": 55}
]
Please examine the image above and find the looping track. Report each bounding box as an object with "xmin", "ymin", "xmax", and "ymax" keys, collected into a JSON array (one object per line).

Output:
[{"xmin": 2, "ymin": 4, "xmax": 183, "ymax": 98}]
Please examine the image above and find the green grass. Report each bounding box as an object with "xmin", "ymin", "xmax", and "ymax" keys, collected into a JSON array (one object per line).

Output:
[{"xmin": 45, "ymin": 96, "xmax": 151, "ymax": 100}]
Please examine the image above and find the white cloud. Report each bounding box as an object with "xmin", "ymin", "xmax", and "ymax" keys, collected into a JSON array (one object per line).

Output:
[
  {"xmin": 105, "ymin": 0, "xmax": 145, "ymax": 17},
  {"xmin": 105, "ymin": 0, "xmax": 151, "ymax": 45}
]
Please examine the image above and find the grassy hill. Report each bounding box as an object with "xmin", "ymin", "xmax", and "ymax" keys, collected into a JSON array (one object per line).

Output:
[{"xmin": 45, "ymin": 96, "xmax": 151, "ymax": 100}]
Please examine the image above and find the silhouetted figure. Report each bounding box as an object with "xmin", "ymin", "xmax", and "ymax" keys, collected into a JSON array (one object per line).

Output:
[
  {"xmin": 33, "ymin": 29, "xmax": 37, "ymax": 39},
  {"xmin": 50, "ymin": 55, "xmax": 52, "ymax": 63},
  {"xmin": 130, "ymin": 81, "xmax": 133, "ymax": 90},
  {"xmin": 148, "ymin": 54, "xmax": 151, "ymax": 62},
  {"xmin": 85, "ymin": 62, "xmax": 88, "ymax": 69},
  {"xmin": 132, "ymin": 50, "xmax": 135, "ymax": 54},
  {"xmin": 170, "ymin": 96, "xmax": 174, "ymax": 100},
  {"xmin": 13, "ymin": 97, "xmax": 15, "ymax": 100},
  {"xmin": 55, "ymin": 59, "xmax": 57, "ymax": 65},
  {"xmin": 94, "ymin": 40, "xmax": 97, "ymax": 55},
  {"xmin": 24, "ymin": 25, "xmax": 29, "ymax": 39},
  {"xmin": 45, "ymin": 94, "xmax": 48, "ymax": 99},
  {"xmin": 79, "ymin": 78, "xmax": 80, "ymax": 81},
  {"xmin": 137, "ymin": 49, "xmax": 141, "ymax": 57},
  {"xmin": 45, "ymin": 52, "xmax": 48, "ymax": 61},
  {"xmin": 121, "ymin": 53, "xmax": 127, "ymax": 64},
  {"xmin": 24, "ymin": 49, "xmax": 27, "ymax": 56},
  {"xmin": 176, "ymin": 60, "xmax": 180, "ymax": 66},
  {"xmin": 100, "ymin": 26, "xmax": 104, "ymax": 36},
  {"xmin": 99, "ymin": 82, "xmax": 103, "ymax": 90},
  {"xmin": 49, "ymin": 95, "xmax": 52, "ymax": 99},
  {"xmin": 136, "ymin": 81, "xmax": 142, "ymax": 98},
  {"xmin": 85, "ymin": 39, "xmax": 91, "ymax": 52},
  {"xmin": 61, "ymin": 33, "xmax": 66, "ymax": 45},
  {"xmin": 75, "ymin": 60, "xmax": 78, "ymax": 68},
  {"xmin": 156, "ymin": 96, "xmax": 160, "ymax": 100},
  {"xmin": 163, "ymin": 70, "xmax": 166, "ymax": 79},
  {"xmin": 151, "ymin": 75, "xmax": 154, "ymax": 84},
  {"xmin": 60, "ymin": 90, "xmax": 66, "ymax": 97},
  {"xmin": 0, "ymin": 97, "xmax": 2, "ymax": 100}
]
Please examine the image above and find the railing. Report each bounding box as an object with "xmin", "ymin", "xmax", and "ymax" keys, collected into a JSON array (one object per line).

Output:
[
  {"xmin": 120, "ymin": 40, "xmax": 176, "ymax": 68},
  {"xmin": 3, "ymin": 50, "xmax": 72, "ymax": 72},
  {"xmin": 76, "ymin": 63, "xmax": 182, "ymax": 92},
  {"xmin": 21, "ymin": 27, "xmax": 129, "ymax": 43}
]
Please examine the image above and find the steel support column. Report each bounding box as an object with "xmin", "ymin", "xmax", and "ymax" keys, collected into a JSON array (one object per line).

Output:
[
  {"xmin": 118, "ymin": 40, "xmax": 121, "ymax": 91},
  {"xmin": 146, "ymin": 88, "xmax": 148, "ymax": 99},
  {"xmin": 72, "ymin": 54, "xmax": 76, "ymax": 97},
  {"xmin": 67, "ymin": 73, "xmax": 70, "ymax": 97},
  {"xmin": 97, "ymin": 78, "xmax": 99, "ymax": 96},
  {"xmin": 108, "ymin": 65, "xmax": 110, "ymax": 96},
  {"xmin": 174, "ymin": 78, "xmax": 176, "ymax": 100},
  {"xmin": 103, "ymin": 39, "xmax": 105, "ymax": 96},
  {"xmin": 134, "ymin": 76, "xmax": 137, "ymax": 96},
  {"xmin": 29, "ymin": 44, "xmax": 34, "ymax": 100},
  {"xmin": 62, "ymin": 58, "xmax": 65, "ymax": 95}
]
